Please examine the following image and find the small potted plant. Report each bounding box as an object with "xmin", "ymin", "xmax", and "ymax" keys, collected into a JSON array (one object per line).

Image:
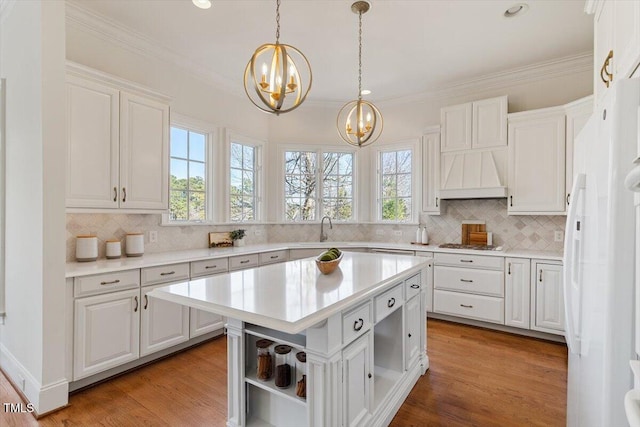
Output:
[{"xmin": 229, "ymin": 229, "xmax": 246, "ymax": 247}]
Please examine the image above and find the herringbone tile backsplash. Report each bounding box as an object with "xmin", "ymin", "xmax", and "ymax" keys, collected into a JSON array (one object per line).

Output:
[{"xmin": 66, "ymin": 199, "xmax": 565, "ymax": 261}]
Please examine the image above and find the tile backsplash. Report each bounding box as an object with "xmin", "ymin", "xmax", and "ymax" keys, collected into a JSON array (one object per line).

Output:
[{"xmin": 66, "ymin": 199, "xmax": 565, "ymax": 262}]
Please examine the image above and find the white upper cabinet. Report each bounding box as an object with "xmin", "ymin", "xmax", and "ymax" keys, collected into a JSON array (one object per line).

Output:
[
  {"xmin": 441, "ymin": 96, "xmax": 507, "ymax": 153},
  {"xmin": 66, "ymin": 63, "xmax": 170, "ymax": 211},
  {"xmin": 507, "ymin": 107, "xmax": 566, "ymax": 215},
  {"xmin": 422, "ymin": 128, "xmax": 442, "ymax": 214},
  {"xmin": 612, "ymin": 0, "xmax": 640, "ymax": 79},
  {"xmin": 440, "ymin": 103, "xmax": 472, "ymax": 152},
  {"xmin": 66, "ymin": 76, "xmax": 120, "ymax": 208},
  {"xmin": 472, "ymin": 96, "xmax": 508, "ymax": 149}
]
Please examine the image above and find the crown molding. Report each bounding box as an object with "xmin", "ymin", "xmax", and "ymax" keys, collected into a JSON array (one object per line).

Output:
[
  {"xmin": 65, "ymin": 1, "xmax": 244, "ymax": 98},
  {"xmin": 0, "ymin": 0, "xmax": 17, "ymax": 24},
  {"xmin": 377, "ymin": 52, "xmax": 594, "ymax": 107}
]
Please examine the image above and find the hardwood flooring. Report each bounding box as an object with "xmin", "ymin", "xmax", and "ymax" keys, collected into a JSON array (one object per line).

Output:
[{"xmin": 1, "ymin": 319, "xmax": 567, "ymax": 427}]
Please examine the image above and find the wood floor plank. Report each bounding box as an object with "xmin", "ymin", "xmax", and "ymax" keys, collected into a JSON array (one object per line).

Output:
[{"xmin": 1, "ymin": 319, "xmax": 567, "ymax": 426}]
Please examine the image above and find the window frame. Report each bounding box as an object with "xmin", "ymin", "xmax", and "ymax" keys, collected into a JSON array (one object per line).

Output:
[
  {"xmin": 163, "ymin": 114, "xmax": 217, "ymax": 225},
  {"xmin": 225, "ymin": 132, "xmax": 265, "ymax": 223},
  {"xmin": 279, "ymin": 144, "xmax": 358, "ymax": 223},
  {"xmin": 372, "ymin": 139, "xmax": 420, "ymax": 224}
]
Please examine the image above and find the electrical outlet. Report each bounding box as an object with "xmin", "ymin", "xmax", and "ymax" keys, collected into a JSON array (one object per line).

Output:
[
  {"xmin": 376, "ymin": 229, "xmax": 384, "ymax": 236},
  {"xmin": 554, "ymin": 230, "xmax": 564, "ymax": 242},
  {"xmin": 149, "ymin": 231, "xmax": 158, "ymax": 243},
  {"xmin": 393, "ymin": 230, "xmax": 402, "ymax": 236},
  {"xmin": 254, "ymin": 229, "xmax": 262, "ymax": 236}
]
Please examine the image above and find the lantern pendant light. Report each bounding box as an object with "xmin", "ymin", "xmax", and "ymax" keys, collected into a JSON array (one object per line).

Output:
[
  {"xmin": 337, "ymin": 1, "xmax": 383, "ymax": 147},
  {"xmin": 244, "ymin": 0, "xmax": 312, "ymax": 115}
]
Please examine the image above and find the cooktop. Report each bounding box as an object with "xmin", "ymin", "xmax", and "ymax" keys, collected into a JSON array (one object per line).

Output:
[{"xmin": 438, "ymin": 243, "xmax": 502, "ymax": 251}]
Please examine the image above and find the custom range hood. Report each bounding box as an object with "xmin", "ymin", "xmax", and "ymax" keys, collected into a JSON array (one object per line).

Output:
[{"xmin": 439, "ymin": 148, "xmax": 508, "ymax": 199}]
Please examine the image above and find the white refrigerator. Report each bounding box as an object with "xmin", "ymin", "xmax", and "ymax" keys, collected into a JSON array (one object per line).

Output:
[{"xmin": 564, "ymin": 77, "xmax": 639, "ymax": 427}]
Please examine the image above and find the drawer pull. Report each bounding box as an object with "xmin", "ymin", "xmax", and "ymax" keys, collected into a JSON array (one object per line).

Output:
[
  {"xmin": 539, "ymin": 269, "xmax": 543, "ymax": 282},
  {"xmin": 410, "ymin": 284, "xmax": 420, "ymax": 289},
  {"xmin": 460, "ymin": 259, "xmax": 473, "ymax": 263},
  {"xmin": 160, "ymin": 271, "xmax": 175, "ymax": 276},
  {"xmin": 134, "ymin": 296, "xmax": 139, "ymax": 312},
  {"xmin": 460, "ymin": 304, "xmax": 473, "ymax": 308},
  {"xmin": 460, "ymin": 279, "xmax": 473, "ymax": 283},
  {"xmin": 387, "ymin": 298, "xmax": 396, "ymax": 308},
  {"xmin": 100, "ymin": 279, "xmax": 121, "ymax": 286},
  {"xmin": 353, "ymin": 318, "xmax": 364, "ymax": 331},
  {"xmin": 205, "ymin": 265, "xmax": 218, "ymax": 269},
  {"xmin": 508, "ymin": 262, "xmax": 511, "ymax": 275},
  {"xmin": 270, "ymin": 255, "xmax": 279, "ymax": 259},
  {"xmin": 240, "ymin": 260, "xmax": 251, "ymax": 264},
  {"xmin": 144, "ymin": 295, "xmax": 149, "ymax": 310}
]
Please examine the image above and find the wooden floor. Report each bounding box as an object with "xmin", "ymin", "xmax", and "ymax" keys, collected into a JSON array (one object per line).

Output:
[{"xmin": 2, "ymin": 319, "xmax": 567, "ymax": 427}]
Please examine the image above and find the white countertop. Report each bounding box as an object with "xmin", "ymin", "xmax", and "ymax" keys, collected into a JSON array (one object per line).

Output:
[
  {"xmin": 148, "ymin": 252, "xmax": 428, "ymax": 334},
  {"xmin": 65, "ymin": 241, "xmax": 562, "ymax": 278}
]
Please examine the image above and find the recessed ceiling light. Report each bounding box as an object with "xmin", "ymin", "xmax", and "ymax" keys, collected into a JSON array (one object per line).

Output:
[
  {"xmin": 360, "ymin": 89, "xmax": 371, "ymax": 95},
  {"xmin": 504, "ymin": 3, "xmax": 529, "ymax": 18},
  {"xmin": 192, "ymin": 0, "xmax": 212, "ymax": 10}
]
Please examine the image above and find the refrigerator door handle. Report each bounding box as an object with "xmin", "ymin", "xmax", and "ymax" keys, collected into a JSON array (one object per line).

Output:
[
  {"xmin": 563, "ymin": 173, "xmax": 586, "ymax": 355},
  {"xmin": 624, "ymin": 164, "xmax": 640, "ymax": 192}
]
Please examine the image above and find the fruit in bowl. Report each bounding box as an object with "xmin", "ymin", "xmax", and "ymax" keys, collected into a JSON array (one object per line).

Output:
[{"xmin": 316, "ymin": 248, "xmax": 343, "ymax": 274}]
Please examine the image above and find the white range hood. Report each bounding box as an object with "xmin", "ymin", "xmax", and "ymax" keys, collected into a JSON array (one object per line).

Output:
[{"xmin": 439, "ymin": 148, "xmax": 508, "ymax": 199}]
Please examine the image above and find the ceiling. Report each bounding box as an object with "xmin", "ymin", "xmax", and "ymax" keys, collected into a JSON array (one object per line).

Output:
[{"xmin": 68, "ymin": 0, "xmax": 593, "ymax": 103}]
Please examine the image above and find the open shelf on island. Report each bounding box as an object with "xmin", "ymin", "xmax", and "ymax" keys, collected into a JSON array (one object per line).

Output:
[
  {"xmin": 373, "ymin": 365, "xmax": 403, "ymax": 409},
  {"xmin": 245, "ymin": 324, "xmax": 306, "ymax": 349},
  {"xmin": 246, "ymin": 383, "xmax": 308, "ymax": 427},
  {"xmin": 245, "ymin": 371, "xmax": 307, "ymax": 407}
]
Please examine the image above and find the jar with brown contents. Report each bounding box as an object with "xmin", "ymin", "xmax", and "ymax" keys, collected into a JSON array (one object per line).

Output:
[
  {"xmin": 274, "ymin": 345, "xmax": 293, "ymax": 388},
  {"xmin": 295, "ymin": 352, "xmax": 306, "ymax": 399},
  {"xmin": 256, "ymin": 339, "xmax": 274, "ymax": 381}
]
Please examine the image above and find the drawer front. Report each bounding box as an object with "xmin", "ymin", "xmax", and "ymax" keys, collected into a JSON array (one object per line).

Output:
[
  {"xmin": 434, "ymin": 289, "xmax": 504, "ymax": 324},
  {"xmin": 434, "ymin": 253, "xmax": 503, "ymax": 270},
  {"xmin": 434, "ymin": 266, "xmax": 504, "ymax": 297},
  {"xmin": 374, "ymin": 283, "xmax": 404, "ymax": 323},
  {"xmin": 141, "ymin": 263, "xmax": 190, "ymax": 286},
  {"xmin": 229, "ymin": 254, "xmax": 259, "ymax": 270},
  {"xmin": 191, "ymin": 258, "xmax": 229, "ymax": 278},
  {"xmin": 259, "ymin": 250, "xmax": 288, "ymax": 265},
  {"xmin": 405, "ymin": 273, "xmax": 422, "ymax": 300},
  {"xmin": 343, "ymin": 302, "xmax": 372, "ymax": 345},
  {"xmin": 74, "ymin": 269, "xmax": 140, "ymax": 298}
]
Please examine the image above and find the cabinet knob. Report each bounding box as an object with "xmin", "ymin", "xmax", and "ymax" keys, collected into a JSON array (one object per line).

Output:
[
  {"xmin": 368, "ymin": 373, "xmax": 372, "ymax": 379},
  {"xmin": 408, "ymin": 333, "xmax": 412, "ymax": 338}
]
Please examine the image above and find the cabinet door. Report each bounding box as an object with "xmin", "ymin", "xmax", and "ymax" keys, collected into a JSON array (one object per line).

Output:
[
  {"xmin": 415, "ymin": 253, "xmax": 433, "ymax": 312},
  {"xmin": 119, "ymin": 92, "xmax": 169, "ymax": 210},
  {"xmin": 140, "ymin": 284, "xmax": 190, "ymax": 356},
  {"xmin": 422, "ymin": 132, "xmax": 442, "ymax": 214},
  {"xmin": 440, "ymin": 103, "xmax": 472, "ymax": 152},
  {"xmin": 66, "ymin": 76, "xmax": 119, "ymax": 208},
  {"xmin": 190, "ymin": 309, "xmax": 224, "ymax": 338},
  {"xmin": 505, "ymin": 258, "xmax": 531, "ymax": 329},
  {"xmin": 74, "ymin": 289, "xmax": 140, "ymax": 380},
  {"xmin": 565, "ymin": 97, "xmax": 593, "ymax": 213},
  {"xmin": 508, "ymin": 111, "xmax": 566, "ymax": 214},
  {"xmin": 404, "ymin": 295, "xmax": 421, "ymax": 369},
  {"xmin": 343, "ymin": 332, "xmax": 373, "ymax": 427},
  {"xmin": 472, "ymin": 96, "xmax": 507, "ymax": 149},
  {"xmin": 613, "ymin": 0, "xmax": 640, "ymax": 79},
  {"xmin": 531, "ymin": 262, "xmax": 564, "ymax": 335},
  {"xmin": 594, "ymin": 1, "xmax": 614, "ymax": 107}
]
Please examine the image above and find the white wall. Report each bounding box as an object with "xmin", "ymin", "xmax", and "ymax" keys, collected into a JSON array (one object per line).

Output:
[{"xmin": 0, "ymin": 0, "xmax": 68, "ymax": 413}]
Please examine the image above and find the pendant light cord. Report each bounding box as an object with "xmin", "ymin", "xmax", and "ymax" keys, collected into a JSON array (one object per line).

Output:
[
  {"xmin": 357, "ymin": 10, "xmax": 362, "ymax": 101},
  {"xmin": 275, "ymin": 0, "xmax": 281, "ymax": 43}
]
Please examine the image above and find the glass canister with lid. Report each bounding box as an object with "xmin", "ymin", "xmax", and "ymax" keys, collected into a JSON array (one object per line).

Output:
[
  {"xmin": 274, "ymin": 345, "xmax": 293, "ymax": 388},
  {"xmin": 295, "ymin": 352, "xmax": 307, "ymax": 399},
  {"xmin": 256, "ymin": 339, "xmax": 274, "ymax": 381}
]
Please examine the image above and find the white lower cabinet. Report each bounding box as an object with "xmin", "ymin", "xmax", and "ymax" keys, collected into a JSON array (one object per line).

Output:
[
  {"xmin": 531, "ymin": 261, "xmax": 565, "ymax": 335},
  {"xmin": 343, "ymin": 332, "xmax": 374, "ymax": 427},
  {"xmin": 414, "ymin": 251, "xmax": 434, "ymax": 312},
  {"xmin": 404, "ymin": 295, "xmax": 421, "ymax": 369},
  {"xmin": 504, "ymin": 258, "xmax": 531, "ymax": 329},
  {"xmin": 73, "ymin": 288, "xmax": 140, "ymax": 380},
  {"xmin": 140, "ymin": 283, "xmax": 190, "ymax": 357},
  {"xmin": 190, "ymin": 309, "xmax": 224, "ymax": 338}
]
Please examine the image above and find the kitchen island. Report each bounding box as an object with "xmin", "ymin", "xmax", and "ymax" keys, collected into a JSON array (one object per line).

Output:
[{"xmin": 149, "ymin": 251, "xmax": 430, "ymax": 427}]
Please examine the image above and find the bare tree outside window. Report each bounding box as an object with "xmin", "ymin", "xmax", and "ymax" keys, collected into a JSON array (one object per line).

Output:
[
  {"xmin": 380, "ymin": 149, "xmax": 412, "ymax": 221},
  {"xmin": 322, "ymin": 152, "xmax": 353, "ymax": 220},
  {"xmin": 230, "ymin": 142, "xmax": 256, "ymax": 221}
]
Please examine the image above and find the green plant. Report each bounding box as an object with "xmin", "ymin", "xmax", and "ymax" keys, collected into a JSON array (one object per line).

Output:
[{"xmin": 229, "ymin": 229, "xmax": 246, "ymax": 241}]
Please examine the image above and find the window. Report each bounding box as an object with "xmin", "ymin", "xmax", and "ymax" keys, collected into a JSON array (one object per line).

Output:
[
  {"xmin": 230, "ymin": 142, "xmax": 257, "ymax": 221},
  {"xmin": 379, "ymin": 149, "xmax": 412, "ymax": 222},
  {"xmin": 169, "ymin": 126, "xmax": 207, "ymax": 221},
  {"xmin": 283, "ymin": 149, "xmax": 355, "ymax": 222}
]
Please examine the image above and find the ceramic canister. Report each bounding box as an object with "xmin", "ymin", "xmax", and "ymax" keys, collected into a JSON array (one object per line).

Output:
[
  {"xmin": 125, "ymin": 233, "xmax": 144, "ymax": 257},
  {"xmin": 105, "ymin": 239, "xmax": 122, "ymax": 259},
  {"xmin": 76, "ymin": 235, "xmax": 98, "ymax": 262}
]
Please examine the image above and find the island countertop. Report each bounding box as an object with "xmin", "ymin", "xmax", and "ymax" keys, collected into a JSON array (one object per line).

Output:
[{"xmin": 148, "ymin": 251, "xmax": 430, "ymax": 334}]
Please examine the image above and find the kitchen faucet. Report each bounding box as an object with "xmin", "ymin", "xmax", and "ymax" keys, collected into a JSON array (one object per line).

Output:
[{"xmin": 320, "ymin": 216, "xmax": 333, "ymax": 242}]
